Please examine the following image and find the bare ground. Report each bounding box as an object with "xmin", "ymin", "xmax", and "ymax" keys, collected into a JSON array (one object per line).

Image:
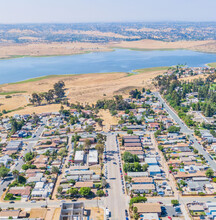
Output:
[
  {"xmin": 109, "ymin": 39, "xmax": 216, "ymax": 51},
  {"xmin": 0, "ymin": 39, "xmax": 216, "ymax": 59},
  {"xmin": 0, "ymin": 42, "xmax": 112, "ymax": 59}
]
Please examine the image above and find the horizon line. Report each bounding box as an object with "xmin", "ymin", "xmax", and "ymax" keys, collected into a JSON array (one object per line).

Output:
[{"xmin": 1, "ymin": 20, "xmax": 216, "ymax": 25}]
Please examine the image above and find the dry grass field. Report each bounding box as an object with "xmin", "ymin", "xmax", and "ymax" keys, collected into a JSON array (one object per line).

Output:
[
  {"xmin": 98, "ymin": 109, "xmax": 119, "ymax": 131},
  {"xmin": 0, "ymin": 42, "xmax": 112, "ymax": 59},
  {"xmin": 179, "ymin": 74, "xmax": 208, "ymax": 82},
  {"xmin": 109, "ymin": 39, "xmax": 216, "ymax": 51},
  {"xmin": 0, "ymin": 67, "xmax": 167, "ymax": 116},
  {"xmin": 0, "ymin": 39, "xmax": 216, "ymax": 59}
]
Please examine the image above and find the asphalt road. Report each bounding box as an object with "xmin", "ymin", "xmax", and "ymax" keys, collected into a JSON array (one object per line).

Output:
[
  {"xmin": 105, "ymin": 134, "xmax": 129, "ymax": 220},
  {"xmin": 0, "ymin": 199, "xmax": 104, "ymax": 209},
  {"xmin": 154, "ymin": 92, "xmax": 216, "ymax": 171}
]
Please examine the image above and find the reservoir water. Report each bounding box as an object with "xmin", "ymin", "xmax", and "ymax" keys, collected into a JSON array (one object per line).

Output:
[{"xmin": 0, "ymin": 49, "xmax": 216, "ymax": 84}]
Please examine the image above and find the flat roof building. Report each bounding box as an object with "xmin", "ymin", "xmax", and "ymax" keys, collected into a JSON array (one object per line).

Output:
[
  {"xmin": 88, "ymin": 150, "xmax": 98, "ymax": 165},
  {"xmin": 59, "ymin": 202, "xmax": 84, "ymax": 220},
  {"xmin": 74, "ymin": 151, "xmax": 84, "ymax": 164}
]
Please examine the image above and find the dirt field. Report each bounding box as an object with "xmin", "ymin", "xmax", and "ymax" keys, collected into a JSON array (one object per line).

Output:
[
  {"xmin": 29, "ymin": 208, "xmax": 47, "ymax": 219},
  {"xmin": 98, "ymin": 109, "xmax": 118, "ymax": 131},
  {"xmin": 0, "ymin": 39, "xmax": 216, "ymax": 59},
  {"xmin": 1, "ymin": 67, "xmax": 166, "ymax": 116},
  {"xmin": 51, "ymin": 208, "xmax": 61, "ymax": 220},
  {"xmin": 0, "ymin": 42, "xmax": 112, "ymax": 59},
  {"xmin": 109, "ymin": 39, "xmax": 216, "ymax": 51}
]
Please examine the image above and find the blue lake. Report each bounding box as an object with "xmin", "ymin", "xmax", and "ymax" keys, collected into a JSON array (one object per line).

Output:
[{"xmin": 1, "ymin": 49, "xmax": 216, "ymax": 84}]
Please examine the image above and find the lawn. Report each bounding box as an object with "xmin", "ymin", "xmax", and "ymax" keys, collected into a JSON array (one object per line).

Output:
[{"xmin": 4, "ymin": 195, "xmax": 21, "ymax": 201}]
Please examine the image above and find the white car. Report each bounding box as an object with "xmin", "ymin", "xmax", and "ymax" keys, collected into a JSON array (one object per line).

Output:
[{"xmin": 105, "ymin": 208, "xmax": 110, "ymax": 217}]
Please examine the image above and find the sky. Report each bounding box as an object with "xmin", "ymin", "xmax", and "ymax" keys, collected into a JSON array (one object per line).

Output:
[{"xmin": 0, "ymin": 0, "xmax": 216, "ymax": 23}]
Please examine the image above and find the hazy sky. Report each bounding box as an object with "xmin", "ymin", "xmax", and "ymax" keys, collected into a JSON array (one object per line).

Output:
[{"xmin": 0, "ymin": 0, "xmax": 216, "ymax": 23}]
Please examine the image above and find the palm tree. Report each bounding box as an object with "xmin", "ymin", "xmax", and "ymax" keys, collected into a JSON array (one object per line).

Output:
[
  {"xmin": 84, "ymin": 139, "xmax": 91, "ymax": 153},
  {"xmin": 12, "ymin": 170, "xmax": 19, "ymax": 180},
  {"xmin": 95, "ymin": 144, "xmax": 105, "ymax": 175},
  {"xmin": 95, "ymin": 144, "xmax": 105, "ymax": 158}
]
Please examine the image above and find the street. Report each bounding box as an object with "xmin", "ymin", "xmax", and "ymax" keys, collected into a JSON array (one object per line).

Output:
[
  {"xmin": 105, "ymin": 133, "xmax": 129, "ymax": 220},
  {"xmin": 154, "ymin": 92, "xmax": 216, "ymax": 171}
]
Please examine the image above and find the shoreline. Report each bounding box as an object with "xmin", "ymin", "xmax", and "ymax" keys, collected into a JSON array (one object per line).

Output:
[
  {"xmin": 0, "ymin": 47, "xmax": 215, "ymax": 85},
  {"xmin": 1, "ymin": 62, "xmax": 215, "ymax": 86},
  {"xmin": 1, "ymin": 66, "xmax": 169, "ymax": 86},
  {"xmin": 206, "ymin": 62, "xmax": 216, "ymax": 68},
  {"xmin": 1, "ymin": 45, "xmax": 216, "ymax": 61}
]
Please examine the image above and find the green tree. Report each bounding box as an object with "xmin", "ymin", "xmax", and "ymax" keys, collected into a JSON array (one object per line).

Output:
[
  {"xmin": 5, "ymin": 193, "xmax": 14, "ymax": 200},
  {"xmin": 0, "ymin": 166, "xmax": 9, "ymax": 179},
  {"xmin": 52, "ymin": 166, "xmax": 59, "ymax": 174},
  {"xmin": 58, "ymin": 148, "xmax": 67, "ymax": 157},
  {"xmin": 129, "ymin": 196, "xmax": 147, "ymax": 205},
  {"xmin": 206, "ymin": 168, "xmax": 214, "ymax": 178},
  {"xmin": 18, "ymin": 175, "xmax": 26, "ymax": 184},
  {"xmin": 12, "ymin": 170, "xmax": 19, "ymax": 179},
  {"xmin": 79, "ymin": 187, "xmax": 91, "ymax": 197},
  {"xmin": 205, "ymin": 103, "xmax": 213, "ymax": 117},
  {"xmin": 127, "ymin": 130, "xmax": 133, "ymax": 135},
  {"xmin": 171, "ymin": 200, "xmax": 179, "ymax": 206},
  {"xmin": 57, "ymin": 186, "xmax": 63, "ymax": 194},
  {"xmin": 142, "ymin": 163, "xmax": 149, "ymax": 172},
  {"xmin": 194, "ymin": 129, "xmax": 201, "ymax": 137},
  {"xmin": 84, "ymin": 139, "xmax": 91, "ymax": 153},
  {"xmin": 25, "ymin": 152, "xmax": 34, "ymax": 161},
  {"xmin": 67, "ymin": 188, "xmax": 78, "ymax": 197},
  {"xmin": 95, "ymin": 144, "xmax": 105, "ymax": 156},
  {"xmin": 123, "ymin": 152, "xmax": 139, "ymax": 163},
  {"xmin": 54, "ymin": 81, "xmax": 65, "ymax": 99},
  {"xmin": 22, "ymin": 164, "xmax": 29, "ymax": 170},
  {"xmin": 168, "ymin": 126, "xmax": 180, "ymax": 133},
  {"xmin": 96, "ymin": 190, "xmax": 104, "ymax": 197}
]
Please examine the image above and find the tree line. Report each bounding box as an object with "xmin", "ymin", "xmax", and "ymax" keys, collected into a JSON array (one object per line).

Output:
[{"xmin": 29, "ymin": 81, "xmax": 65, "ymax": 105}]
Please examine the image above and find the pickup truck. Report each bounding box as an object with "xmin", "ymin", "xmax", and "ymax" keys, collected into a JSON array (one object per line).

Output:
[{"xmin": 105, "ymin": 208, "xmax": 110, "ymax": 218}]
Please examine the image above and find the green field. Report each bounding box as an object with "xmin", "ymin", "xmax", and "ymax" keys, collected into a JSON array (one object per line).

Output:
[
  {"xmin": 8, "ymin": 75, "xmax": 74, "ymax": 85},
  {"xmin": 134, "ymin": 66, "xmax": 169, "ymax": 74},
  {"xmin": 207, "ymin": 62, "xmax": 216, "ymax": 68},
  {"xmin": 0, "ymin": 91, "xmax": 27, "ymax": 95}
]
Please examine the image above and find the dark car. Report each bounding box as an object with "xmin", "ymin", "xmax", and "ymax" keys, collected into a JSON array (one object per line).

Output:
[
  {"xmin": 125, "ymin": 210, "xmax": 128, "ymax": 217},
  {"xmin": 9, "ymin": 201, "xmax": 15, "ymax": 203}
]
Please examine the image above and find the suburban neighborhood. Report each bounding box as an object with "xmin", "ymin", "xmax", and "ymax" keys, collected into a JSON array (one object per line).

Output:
[{"xmin": 0, "ymin": 66, "xmax": 216, "ymax": 219}]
